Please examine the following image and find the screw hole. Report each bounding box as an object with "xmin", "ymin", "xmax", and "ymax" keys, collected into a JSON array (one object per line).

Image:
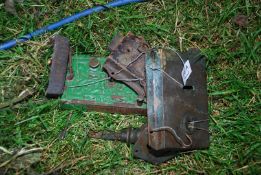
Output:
[{"xmin": 137, "ymin": 100, "xmax": 143, "ymax": 106}]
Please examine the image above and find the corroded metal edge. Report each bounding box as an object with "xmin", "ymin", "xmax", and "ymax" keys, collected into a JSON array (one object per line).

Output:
[{"xmin": 61, "ymin": 99, "xmax": 147, "ymax": 115}]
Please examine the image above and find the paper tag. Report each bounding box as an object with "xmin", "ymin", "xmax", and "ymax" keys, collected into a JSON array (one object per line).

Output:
[{"xmin": 181, "ymin": 60, "xmax": 192, "ymax": 85}]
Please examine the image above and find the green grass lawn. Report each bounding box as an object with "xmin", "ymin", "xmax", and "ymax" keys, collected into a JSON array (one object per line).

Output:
[{"xmin": 0, "ymin": 0, "xmax": 260, "ymax": 174}]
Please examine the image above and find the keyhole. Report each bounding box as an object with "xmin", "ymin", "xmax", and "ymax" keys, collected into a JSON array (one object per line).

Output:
[{"xmin": 183, "ymin": 85, "xmax": 194, "ymax": 90}]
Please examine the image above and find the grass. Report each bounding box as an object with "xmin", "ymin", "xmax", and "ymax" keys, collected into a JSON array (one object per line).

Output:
[{"xmin": 0, "ymin": 0, "xmax": 260, "ymax": 174}]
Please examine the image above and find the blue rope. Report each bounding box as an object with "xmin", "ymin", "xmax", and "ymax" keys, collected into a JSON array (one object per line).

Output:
[{"xmin": 0, "ymin": 0, "xmax": 145, "ymax": 50}]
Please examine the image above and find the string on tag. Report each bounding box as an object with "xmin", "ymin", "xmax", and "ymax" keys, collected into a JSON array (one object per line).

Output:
[
  {"xmin": 189, "ymin": 119, "xmax": 209, "ymax": 123},
  {"xmin": 171, "ymin": 48, "xmax": 185, "ymax": 65},
  {"xmin": 150, "ymin": 67, "xmax": 184, "ymax": 88},
  {"xmin": 116, "ymin": 78, "xmax": 144, "ymax": 82},
  {"xmin": 68, "ymin": 77, "xmax": 111, "ymax": 88},
  {"xmin": 149, "ymin": 48, "xmax": 193, "ymax": 88},
  {"xmin": 164, "ymin": 48, "xmax": 193, "ymax": 86},
  {"xmin": 188, "ymin": 119, "xmax": 209, "ymax": 133},
  {"xmin": 107, "ymin": 52, "xmax": 145, "ymax": 84},
  {"xmin": 126, "ymin": 52, "xmax": 145, "ymax": 67}
]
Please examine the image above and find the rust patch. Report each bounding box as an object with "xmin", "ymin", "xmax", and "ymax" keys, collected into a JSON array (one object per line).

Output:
[
  {"xmin": 89, "ymin": 57, "xmax": 100, "ymax": 68},
  {"xmin": 103, "ymin": 32, "xmax": 150, "ymax": 101},
  {"xmin": 107, "ymin": 80, "xmax": 115, "ymax": 87},
  {"xmin": 63, "ymin": 99, "xmax": 147, "ymax": 115},
  {"xmin": 111, "ymin": 95, "xmax": 123, "ymax": 100},
  {"xmin": 66, "ymin": 48, "xmax": 74, "ymax": 81}
]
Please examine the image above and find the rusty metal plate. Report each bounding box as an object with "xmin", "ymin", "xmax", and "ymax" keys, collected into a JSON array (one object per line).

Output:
[{"xmin": 146, "ymin": 48, "xmax": 209, "ymax": 151}]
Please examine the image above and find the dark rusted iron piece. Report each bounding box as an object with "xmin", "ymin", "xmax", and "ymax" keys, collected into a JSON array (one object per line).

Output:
[
  {"xmin": 103, "ymin": 32, "xmax": 149, "ymax": 101},
  {"xmin": 46, "ymin": 35, "xmax": 70, "ymax": 98},
  {"xmin": 145, "ymin": 48, "xmax": 209, "ymax": 153}
]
